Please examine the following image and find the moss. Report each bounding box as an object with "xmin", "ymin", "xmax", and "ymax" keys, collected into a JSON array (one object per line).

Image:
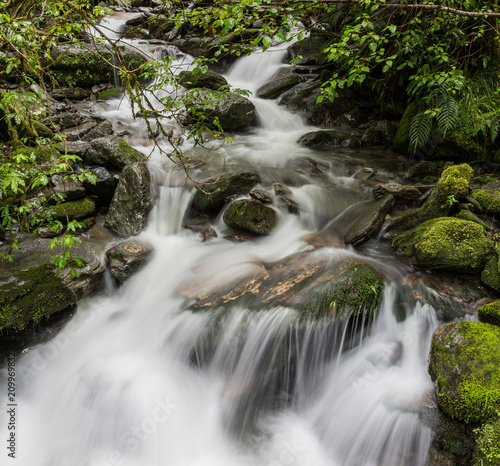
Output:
[
  {"xmin": 429, "ymin": 321, "xmax": 500, "ymax": 423},
  {"xmin": 0, "ymin": 264, "xmax": 73, "ymax": 332},
  {"xmin": 298, "ymin": 264, "xmax": 384, "ymax": 321},
  {"xmin": 51, "ymin": 197, "xmax": 96, "ymax": 222},
  {"xmin": 473, "ymin": 418, "xmax": 500, "ymax": 466},
  {"xmin": 98, "ymin": 87, "xmax": 122, "ymax": 100},
  {"xmin": 482, "ymin": 255, "xmax": 500, "ymax": 293},
  {"xmin": 393, "ymin": 101, "xmax": 419, "ymax": 154},
  {"xmin": 436, "ymin": 164, "xmax": 473, "ymax": 201},
  {"xmin": 478, "ymin": 301, "xmax": 500, "ymax": 327},
  {"xmin": 455, "ymin": 210, "xmax": 489, "ymax": 231},
  {"xmin": 393, "ymin": 217, "xmax": 494, "ymax": 272},
  {"xmin": 471, "ymin": 189, "xmax": 500, "ymax": 214}
]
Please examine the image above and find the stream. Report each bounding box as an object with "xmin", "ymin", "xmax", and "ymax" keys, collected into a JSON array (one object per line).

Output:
[{"xmin": 1, "ymin": 13, "xmax": 448, "ymax": 466}]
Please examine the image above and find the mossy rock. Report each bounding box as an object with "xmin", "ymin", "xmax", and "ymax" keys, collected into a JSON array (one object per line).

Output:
[
  {"xmin": 429, "ymin": 320, "xmax": 500, "ymax": 424},
  {"xmin": 296, "ymin": 263, "xmax": 384, "ymax": 321},
  {"xmin": 191, "ymin": 172, "xmax": 260, "ymax": 213},
  {"xmin": 478, "ymin": 301, "xmax": 500, "ymax": 327},
  {"xmin": 178, "ymin": 70, "xmax": 228, "ymax": 91},
  {"xmin": 393, "ymin": 217, "xmax": 494, "ymax": 273},
  {"xmin": 473, "ymin": 418, "xmax": 500, "ymax": 466},
  {"xmin": 436, "ymin": 164, "xmax": 473, "ymax": 201},
  {"xmin": 223, "ymin": 199, "xmax": 278, "ymax": 235},
  {"xmin": 98, "ymin": 87, "xmax": 122, "ymax": 100},
  {"xmin": 481, "ymin": 255, "xmax": 500, "ymax": 293},
  {"xmin": 86, "ymin": 135, "xmax": 147, "ymax": 171},
  {"xmin": 471, "ymin": 189, "xmax": 500, "ymax": 215},
  {"xmin": 51, "ymin": 197, "xmax": 96, "ymax": 222},
  {"xmin": 455, "ymin": 209, "xmax": 489, "ymax": 231},
  {"xmin": 393, "ymin": 101, "xmax": 419, "ymax": 154}
]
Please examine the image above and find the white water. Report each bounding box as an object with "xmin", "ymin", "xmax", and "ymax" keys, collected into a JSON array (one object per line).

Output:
[{"xmin": 0, "ymin": 15, "xmax": 439, "ymax": 466}]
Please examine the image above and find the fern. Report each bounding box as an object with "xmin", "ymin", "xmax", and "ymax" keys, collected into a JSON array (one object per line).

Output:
[
  {"xmin": 410, "ymin": 112, "xmax": 433, "ymax": 151},
  {"xmin": 436, "ymin": 95, "xmax": 459, "ymax": 137}
]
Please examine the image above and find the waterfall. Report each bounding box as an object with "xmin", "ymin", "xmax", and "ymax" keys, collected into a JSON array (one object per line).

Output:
[{"xmin": 0, "ymin": 13, "xmax": 442, "ymax": 466}]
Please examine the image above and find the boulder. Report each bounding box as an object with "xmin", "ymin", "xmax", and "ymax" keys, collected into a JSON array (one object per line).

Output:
[
  {"xmin": 83, "ymin": 120, "xmax": 114, "ymax": 141},
  {"xmin": 0, "ymin": 239, "xmax": 105, "ymax": 332},
  {"xmin": 61, "ymin": 121, "xmax": 98, "ymax": 141},
  {"xmin": 285, "ymin": 156, "xmax": 329, "ymax": 178},
  {"xmin": 256, "ymin": 68, "xmax": 300, "ymax": 100},
  {"xmin": 147, "ymin": 15, "xmax": 176, "ymax": 40},
  {"xmin": 106, "ymin": 239, "xmax": 154, "ymax": 284},
  {"xmin": 428, "ymin": 320, "xmax": 500, "ymax": 423},
  {"xmin": 297, "ymin": 129, "xmax": 363, "ymax": 150},
  {"xmin": 478, "ymin": 300, "xmax": 500, "ymax": 327},
  {"xmin": 470, "ymin": 189, "xmax": 500, "ymax": 214},
  {"xmin": 44, "ymin": 181, "xmax": 86, "ymax": 203},
  {"xmin": 191, "ymin": 172, "xmax": 259, "ymax": 213},
  {"xmin": 97, "ymin": 87, "xmax": 123, "ymax": 100},
  {"xmin": 49, "ymin": 43, "xmax": 147, "ymax": 87},
  {"xmin": 286, "ymin": 35, "xmax": 330, "ymax": 66},
  {"xmin": 393, "ymin": 217, "xmax": 494, "ymax": 273},
  {"xmin": 86, "ymin": 136, "xmax": 147, "ymax": 171},
  {"xmin": 105, "ymin": 162, "xmax": 153, "ymax": 237},
  {"xmin": 372, "ymin": 183, "xmax": 421, "ymax": 203},
  {"xmin": 187, "ymin": 91, "xmax": 257, "ymax": 132},
  {"xmin": 344, "ymin": 194, "xmax": 395, "ymax": 246},
  {"xmin": 223, "ymin": 199, "xmax": 278, "ymax": 235},
  {"xmin": 481, "ymin": 255, "xmax": 500, "ymax": 293},
  {"xmin": 82, "ymin": 166, "xmax": 117, "ymax": 205},
  {"xmin": 52, "ymin": 87, "xmax": 90, "ymax": 101},
  {"xmin": 178, "ymin": 70, "xmax": 228, "ymax": 91}
]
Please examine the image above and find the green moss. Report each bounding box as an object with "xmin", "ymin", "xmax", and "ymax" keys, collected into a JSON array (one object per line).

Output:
[
  {"xmin": 298, "ymin": 264, "xmax": 384, "ymax": 321},
  {"xmin": 455, "ymin": 209, "xmax": 489, "ymax": 231},
  {"xmin": 436, "ymin": 164, "xmax": 473, "ymax": 201},
  {"xmin": 429, "ymin": 321, "xmax": 500, "ymax": 423},
  {"xmin": 0, "ymin": 264, "xmax": 73, "ymax": 331},
  {"xmin": 393, "ymin": 217, "xmax": 494, "ymax": 272},
  {"xmin": 478, "ymin": 301, "xmax": 500, "ymax": 327},
  {"xmin": 51, "ymin": 197, "xmax": 96, "ymax": 222},
  {"xmin": 98, "ymin": 87, "xmax": 122, "ymax": 100},
  {"xmin": 471, "ymin": 189, "xmax": 500, "ymax": 214},
  {"xmin": 482, "ymin": 255, "xmax": 500, "ymax": 293},
  {"xmin": 473, "ymin": 418, "xmax": 500, "ymax": 466},
  {"xmin": 393, "ymin": 101, "xmax": 419, "ymax": 154}
]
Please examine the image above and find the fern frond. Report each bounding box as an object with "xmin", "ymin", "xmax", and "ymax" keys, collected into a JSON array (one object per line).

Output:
[
  {"xmin": 410, "ymin": 112, "xmax": 432, "ymax": 152},
  {"xmin": 436, "ymin": 96, "xmax": 459, "ymax": 137}
]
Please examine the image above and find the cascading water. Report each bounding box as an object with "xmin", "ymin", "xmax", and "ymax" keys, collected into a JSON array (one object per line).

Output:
[{"xmin": 1, "ymin": 14, "xmax": 444, "ymax": 466}]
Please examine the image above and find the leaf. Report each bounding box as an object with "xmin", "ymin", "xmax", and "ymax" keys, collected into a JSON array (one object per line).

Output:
[
  {"xmin": 262, "ymin": 36, "xmax": 272, "ymax": 52},
  {"xmin": 410, "ymin": 112, "xmax": 433, "ymax": 151},
  {"xmin": 436, "ymin": 95, "xmax": 459, "ymax": 136}
]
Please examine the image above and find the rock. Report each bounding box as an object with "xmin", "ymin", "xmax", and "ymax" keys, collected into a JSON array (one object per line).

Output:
[
  {"xmin": 45, "ymin": 181, "xmax": 86, "ymax": 203},
  {"xmin": 393, "ymin": 217, "xmax": 494, "ymax": 273},
  {"xmin": 82, "ymin": 166, "xmax": 117, "ymax": 205},
  {"xmin": 86, "ymin": 136, "xmax": 147, "ymax": 170},
  {"xmin": 52, "ymin": 87, "xmax": 90, "ymax": 100},
  {"xmin": 386, "ymin": 164, "xmax": 474, "ymax": 237},
  {"xmin": 470, "ymin": 189, "xmax": 500, "ymax": 214},
  {"xmin": 147, "ymin": 15, "xmax": 176, "ymax": 39},
  {"xmin": 178, "ymin": 70, "xmax": 228, "ymax": 90},
  {"xmin": 354, "ymin": 168, "xmax": 375, "ymax": 180},
  {"xmin": 50, "ymin": 43, "xmax": 147, "ymax": 88},
  {"xmin": 286, "ymin": 35, "xmax": 330, "ymax": 66},
  {"xmin": 249, "ymin": 189, "xmax": 273, "ymax": 204},
  {"xmin": 0, "ymin": 239, "xmax": 105, "ymax": 332},
  {"xmin": 187, "ymin": 91, "xmax": 257, "ymax": 131},
  {"xmin": 376, "ymin": 120, "xmax": 397, "ymax": 144},
  {"xmin": 297, "ymin": 129, "xmax": 363, "ymax": 150},
  {"xmin": 105, "ymin": 162, "xmax": 153, "ymax": 237},
  {"xmin": 481, "ymin": 255, "xmax": 500, "ymax": 293},
  {"xmin": 277, "ymin": 196, "xmax": 299, "ymax": 214},
  {"xmin": 455, "ymin": 210, "xmax": 489, "ymax": 230},
  {"xmin": 62, "ymin": 141, "xmax": 91, "ymax": 158},
  {"xmin": 393, "ymin": 101, "xmax": 419, "ymax": 154},
  {"xmin": 61, "ymin": 121, "xmax": 98, "ymax": 141},
  {"xmin": 256, "ymin": 68, "xmax": 300, "ymax": 100},
  {"xmin": 201, "ymin": 226, "xmax": 217, "ymax": 241},
  {"xmin": 291, "ymin": 263, "xmax": 384, "ymax": 322},
  {"xmin": 43, "ymin": 111, "xmax": 85, "ymax": 129},
  {"xmin": 404, "ymin": 160, "xmax": 440, "ymax": 181},
  {"xmin": 106, "ymin": 239, "xmax": 153, "ymax": 284},
  {"xmin": 372, "ymin": 183, "xmax": 421, "ymax": 203},
  {"xmin": 191, "ymin": 172, "xmax": 260, "ymax": 213},
  {"xmin": 223, "ymin": 199, "xmax": 278, "ymax": 235},
  {"xmin": 51, "ymin": 197, "xmax": 97, "ymax": 222},
  {"xmin": 285, "ymin": 156, "xmax": 329, "ymax": 178},
  {"xmin": 344, "ymin": 195, "xmax": 395, "ymax": 246},
  {"xmin": 97, "ymin": 87, "xmax": 123, "ymax": 100},
  {"xmin": 428, "ymin": 320, "xmax": 500, "ymax": 423},
  {"xmin": 478, "ymin": 300, "xmax": 500, "ymax": 326},
  {"xmin": 83, "ymin": 120, "xmax": 114, "ymax": 141},
  {"xmin": 274, "ymin": 183, "xmax": 292, "ymax": 196}
]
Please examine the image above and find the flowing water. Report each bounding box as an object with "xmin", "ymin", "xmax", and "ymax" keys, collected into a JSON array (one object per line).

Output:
[{"xmin": 0, "ymin": 14, "xmax": 444, "ymax": 466}]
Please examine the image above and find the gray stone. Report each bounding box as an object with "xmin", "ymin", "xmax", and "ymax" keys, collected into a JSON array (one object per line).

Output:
[
  {"xmin": 256, "ymin": 68, "xmax": 300, "ymax": 100},
  {"xmin": 223, "ymin": 199, "xmax": 278, "ymax": 235},
  {"xmin": 86, "ymin": 136, "xmax": 147, "ymax": 171},
  {"xmin": 106, "ymin": 239, "xmax": 153, "ymax": 284},
  {"xmin": 298, "ymin": 130, "xmax": 363, "ymax": 150}
]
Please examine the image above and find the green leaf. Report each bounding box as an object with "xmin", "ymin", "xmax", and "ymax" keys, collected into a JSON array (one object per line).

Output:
[{"xmin": 262, "ymin": 36, "xmax": 272, "ymax": 52}]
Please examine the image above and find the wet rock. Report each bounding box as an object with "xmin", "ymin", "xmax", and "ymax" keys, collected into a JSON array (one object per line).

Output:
[
  {"xmin": 178, "ymin": 70, "xmax": 228, "ymax": 91},
  {"xmin": 286, "ymin": 35, "xmax": 330, "ymax": 66},
  {"xmin": 45, "ymin": 181, "xmax": 86, "ymax": 203},
  {"xmin": 373, "ymin": 183, "xmax": 421, "ymax": 203},
  {"xmin": 376, "ymin": 120, "xmax": 398, "ymax": 145},
  {"xmin": 106, "ymin": 239, "xmax": 153, "ymax": 284},
  {"xmin": 285, "ymin": 157, "xmax": 329, "ymax": 178},
  {"xmin": 277, "ymin": 196, "xmax": 299, "ymax": 214},
  {"xmin": 481, "ymin": 254, "xmax": 500, "ymax": 293},
  {"xmin": 50, "ymin": 43, "xmax": 147, "ymax": 87},
  {"xmin": 97, "ymin": 87, "xmax": 123, "ymax": 100},
  {"xmin": 61, "ymin": 121, "xmax": 98, "ymax": 141},
  {"xmin": 256, "ymin": 68, "xmax": 300, "ymax": 100},
  {"xmin": 478, "ymin": 300, "xmax": 500, "ymax": 326},
  {"xmin": 0, "ymin": 239, "xmax": 105, "ymax": 332},
  {"xmin": 62, "ymin": 141, "xmax": 91, "ymax": 158},
  {"xmin": 52, "ymin": 87, "xmax": 90, "ymax": 101},
  {"xmin": 186, "ymin": 91, "xmax": 257, "ymax": 131},
  {"xmin": 223, "ymin": 199, "xmax": 278, "ymax": 235},
  {"xmin": 403, "ymin": 160, "xmax": 440, "ymax": 180},
  {"xmin": 344, "ymin": 194, "xmax": 395, "ymax": 246},
  {"xmin": 82, "ymin": 166, "xmax": 117, "ymax": 205},
  {"xmin": 147, "ymin": 15, "xmax": 176, "ymax": 40},
  {"xmin": 86, "ymin": 135, "xmax": 147, "ymax": 171},
  {"xmin": 43, "ymin": 111, "xmax": 86, "ymax": 129},
  {"xmin": 83, "ymin": 120, "xmax": 114, "ymax": 141},
  {"xmin": 428, "ymin": 320, "xmax": 500, "ymax": 423},
  {"xmin": 455, "ymin": 210, "xmax": 489, "ymax": 231},
  {"xmin": 191, "ymin": 172, "xmax": 260, "ymax": 213},
  {"xmin": 470, "ymin": 189, "xmax": 500, "ymax": 214},
  {"xmin": 51, "ymin": 197, "xmax": 97, "ymax": 222},
  {"xmin": 274, "ymin": 183, "xmax": 292, "ymax": 196},
  {"xmin": 201, "ymin": 226, "xmax": 217, "ymax": 241},
  {"xmin": 354, "ymin": 168, "xmax": 376, "ymax": 180},
  {"xmin": 298, "ymin": 129, "xmax": 363, "ymax": 150},
  {"xmin": 393, "ymin": 217, "xmax": 494, "ymax": 273},
  {"xmin": 249, "ymin": 189, "xmax": 273, "ymax": 204},
  {"xmin": 105, "ymin": 162, "xmax": 153, "ymax": 237}
]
